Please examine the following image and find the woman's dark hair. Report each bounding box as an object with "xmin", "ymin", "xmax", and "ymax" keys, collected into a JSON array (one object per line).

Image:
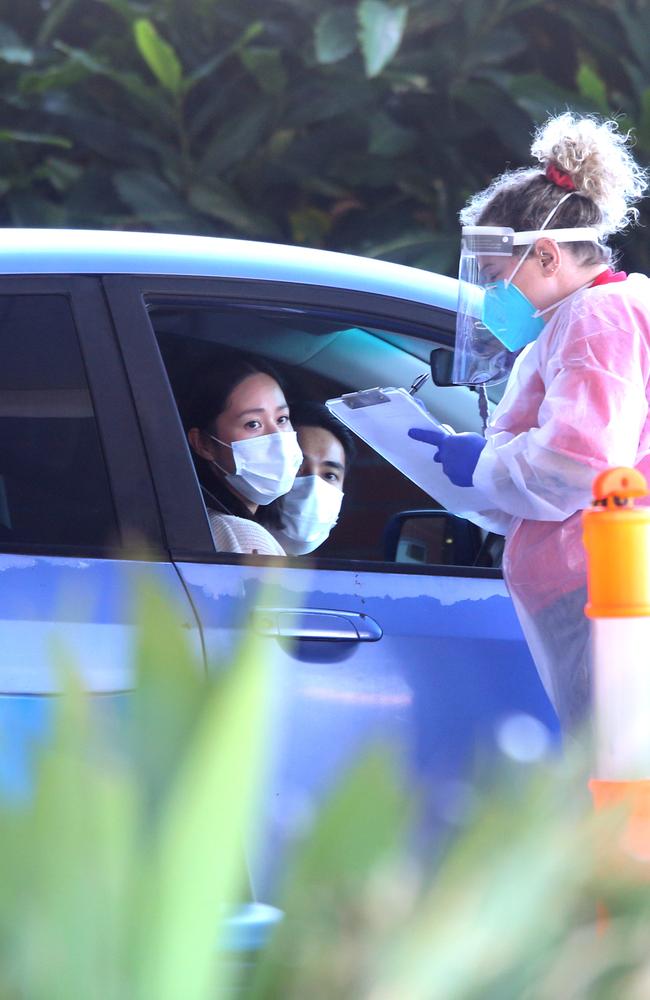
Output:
[
  {"xmin": 287, "ymin": 399, "xmax": 356, "ymax": 467},
  {"xmin": 182, "ymin": 354, "xmax": 288, "ymax": 519},
  {"xmin": 182, "ymin": 354, "xmax": 286, "ymax": 433}
]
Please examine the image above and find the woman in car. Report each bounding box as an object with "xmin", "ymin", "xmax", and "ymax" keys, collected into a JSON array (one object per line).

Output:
[
  {"xmin": 261, "ymin": 400, "xmax": 355, "ymax": 555},
  {"xmin": 184, "ymin": 356, "xmax": 302, "ymax": 555}
]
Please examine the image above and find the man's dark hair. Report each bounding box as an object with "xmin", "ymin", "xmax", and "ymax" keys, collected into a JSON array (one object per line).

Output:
[{"xmin": 288, "ymin": 399, "xmax": 356, "ymax": 466}]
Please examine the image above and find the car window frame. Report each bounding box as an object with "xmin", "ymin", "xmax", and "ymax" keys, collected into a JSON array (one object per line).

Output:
[
  {"xmin": 103, "ymin": 274, "xmax": 501, "ymax": 578},
  {"xmin": 0, "ymin": 275, "xmax": 164, "ymax": 558}
]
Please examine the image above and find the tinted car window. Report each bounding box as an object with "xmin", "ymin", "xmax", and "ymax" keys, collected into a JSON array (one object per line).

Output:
[
  {"xmin": 0, "ymin": 295, "xmax": 117, "ymax": 552},
  {"xmin": 148, "ymin": 301, "xmax": 457, "ymax": 564}
]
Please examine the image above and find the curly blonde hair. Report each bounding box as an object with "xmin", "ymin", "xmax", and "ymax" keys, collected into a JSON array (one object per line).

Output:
[
  {"xmin": 460, "ymin": 112, "xmax": 648, "ymax": 257},
  {"xmin": 532, "ymin": 112, "xmax": 647, "ymax": 234}
]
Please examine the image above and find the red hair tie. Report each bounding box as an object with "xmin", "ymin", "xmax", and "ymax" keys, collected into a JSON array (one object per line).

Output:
[{"xmin": 545, "ymin": 163, "xmax": 576, "ymax": 191}]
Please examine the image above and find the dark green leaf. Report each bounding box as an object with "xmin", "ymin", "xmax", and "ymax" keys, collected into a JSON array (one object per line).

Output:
[
  {"xmin": 0, "ymin": 24, "xmax": 23, "ymax": 46},
  {"xmin": 462, "ymin": 0, "xmax": 491, "ymax": 32},
  {"xmin": 52, "ymin": 42, "xmax": 177, "ymax": 129},
  {"xmin": 368, "ymin": 111, "xmax": 417, "ymax": 157},
  {"xmin": 94, "ymin": 0, "xmax": 141, "ymax": 21},
  {"xmin": 608, "ymin": 3, "xmax": 650, "ymax": 71},
  {"xmin": 508, "ymin": 73, "xmax": 596, "ymax": 122},
  {"xmin": 358, "ymin": 0, "xmax": 408, "ymax": 78},
  {"xmin": 198, "ymin": 101, "xmax": 271, "ymax": 175},
  {"xmin": 18, "ymin": 60, "xmax": 88, "ymax": 95},
  {"xmin": 188, "ymin": 181, "xmax": 277, "ymax": 236},
  {"xmin": 184, "ymin": 21, "xmax": 264, "ymax": 92},
  {"xmin": 114, "ymin": 170, "xmax": 197, "ymax": 228},
  {"xmin": 285, "ymin": 78, "xmax": 374, "ymax": 127},
  {"xmin": 552, "ymin": 5, "xmax": 628, "ymax": 71},
  {"xmin": 36, "ymin": 0, "xmax": 82, "ymax": 46},
  {"xmin": 637, "ymin": 88, "xmax": 650, "ymax": 156},
  {"xmin": 3, "ymin": 190, "xmax": 70, "ymax": 226},
  {"xmin": 34, "ymin": 156, "xmax": 82, "ymax": 193},
  {"xmin": 38, "ymin": 91, "xmax": 178, "ymax": 166},
  {"xmin": 314, "ymin": 8, "xmax": 357, "ymax": 65},
  {"xmin": 452, "ymin": 81, "xmax": 532, "ymax": 160},
  {"xmin": 240, "ymin": 46, "xmax": 287, "ymax": 97},
  {"xmin": 475, "ymin": 25, "xmax": 526, "ymax": 66},
  {"xmin": 0, "ymin": 129, "xmax": 71, "ymax": 148}
]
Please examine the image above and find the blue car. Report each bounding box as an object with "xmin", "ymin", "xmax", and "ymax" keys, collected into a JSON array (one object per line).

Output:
[{"xmin": 0, "ymin": 229, "xmax": 558, "ymax": 900}]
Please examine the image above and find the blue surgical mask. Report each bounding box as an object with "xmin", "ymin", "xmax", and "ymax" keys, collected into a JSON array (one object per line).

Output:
[
  {"xmin": 481, "ymin": 279, "xmax": 546, "ymax": 352},
  {"xmin": 481, "ymin": 217, "xmax": 555, "ymax": 352}
]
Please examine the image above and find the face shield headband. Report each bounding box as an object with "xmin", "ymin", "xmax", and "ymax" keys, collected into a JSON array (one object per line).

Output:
[{"xmin": 452, "ymin": 193, "xmax": 600, "ymax": 388}]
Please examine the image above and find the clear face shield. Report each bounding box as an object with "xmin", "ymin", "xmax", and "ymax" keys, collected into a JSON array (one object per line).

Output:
[
  {"xmin": 452, "ymin": 215, "xmax": 600, "ymax": 388},
  {"xmin": 453, "ymin": 227, "xmax": 518, "ymax": 388}
]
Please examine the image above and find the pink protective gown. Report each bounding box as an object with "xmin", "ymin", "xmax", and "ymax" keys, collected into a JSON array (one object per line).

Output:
[{"xmin": 471, "ymin": 273, "xmax": 650, "ymax": 730}]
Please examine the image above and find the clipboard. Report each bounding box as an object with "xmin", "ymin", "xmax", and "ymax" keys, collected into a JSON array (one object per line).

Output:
[{"xmin": 326, "ymin": 386, "xmax": 491, "ymax": 515}]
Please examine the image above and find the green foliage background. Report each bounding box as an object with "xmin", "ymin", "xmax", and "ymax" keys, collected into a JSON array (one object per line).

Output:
[{"xmin": 2, "ymin": 0, "xmax": 650, "ymax": 274}]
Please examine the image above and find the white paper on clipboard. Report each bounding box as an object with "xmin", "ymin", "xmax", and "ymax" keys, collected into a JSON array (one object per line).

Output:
[{"xmin": 326, "ymin": 386, "xmax": 493, "ymax": 517}]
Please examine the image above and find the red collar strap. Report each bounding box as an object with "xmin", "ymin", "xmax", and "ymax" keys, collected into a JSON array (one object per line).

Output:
[{"xmin": 591, "ymin": 268, "xmax": 628, "ymax": 287}]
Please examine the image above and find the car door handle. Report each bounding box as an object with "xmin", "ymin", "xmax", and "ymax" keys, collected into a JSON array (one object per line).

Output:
[{"xmin": 252, "ymin": 608, "xmax": 382, "ymax": 642}]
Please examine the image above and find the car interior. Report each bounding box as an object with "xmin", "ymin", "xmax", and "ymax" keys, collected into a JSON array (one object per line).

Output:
[{"xmin": 148, "ymin": 301, "xmax": 504, "ymax": 568}]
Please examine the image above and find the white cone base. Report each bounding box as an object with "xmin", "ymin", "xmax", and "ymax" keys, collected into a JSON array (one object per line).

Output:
[{"xmin": 593, "ymin": 617, "xmax": 650, "ymax": 780}]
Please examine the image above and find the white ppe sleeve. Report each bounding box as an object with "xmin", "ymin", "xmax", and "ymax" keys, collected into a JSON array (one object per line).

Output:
[{"xmin": 473, "ymin": 297, "xmax": 650, "ymax": 522}]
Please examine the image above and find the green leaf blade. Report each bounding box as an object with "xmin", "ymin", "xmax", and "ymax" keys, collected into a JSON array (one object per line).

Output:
[
  {"xmin": 314, "ymin": 9, "xmax": 358, "ymax": 65},
  {"xmin": 576, "ymin": 62, "xmax": 609, "ymax": 113},
  {"xmin": 133, "ymin": 18, "xmax": 183, "ymax": 96},
  {"xmin": 134, "ymin": 629, "xmax": 273, "ymax": 1000},
  {"xmin": 358, "ymin": 0, "xmax": 408, "ymax": 78}
]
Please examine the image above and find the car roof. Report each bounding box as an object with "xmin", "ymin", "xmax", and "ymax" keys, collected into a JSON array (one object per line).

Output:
[{"xmin": 0, "ymin": 229, "xmax": 458, "ymax": 312}]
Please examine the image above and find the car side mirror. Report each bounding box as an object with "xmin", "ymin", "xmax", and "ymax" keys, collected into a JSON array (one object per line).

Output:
[
  {"xmin": 383, "ymin": 508, "xmax": 486, "ymax": 567},
  {"xmin": 429, "ymin": 347, "xmax": 456, "ymax": 387}
]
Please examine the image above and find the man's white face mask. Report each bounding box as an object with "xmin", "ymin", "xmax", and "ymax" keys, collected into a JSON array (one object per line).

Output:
[
  {"xmin": 209, "ymin": 430, "xmax": 302, "ymax": 505},
  {"xmin": 272, "ymin": 474, "xmax": 344, "ymax": 555}
]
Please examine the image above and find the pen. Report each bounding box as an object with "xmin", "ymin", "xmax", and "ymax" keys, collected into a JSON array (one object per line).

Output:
[{"xmin": 408, "ymin": 372, "xmax": 430, "ymax": 395}]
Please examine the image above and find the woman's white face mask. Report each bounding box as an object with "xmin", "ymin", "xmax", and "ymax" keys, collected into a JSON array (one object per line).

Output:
[
  {"xmin": 209, "ymin": 430, "xmax": 302, "ymax": 505},
  {"xmin": 273, "ymin": 474, "xmax": 344, "ymax": 555}
]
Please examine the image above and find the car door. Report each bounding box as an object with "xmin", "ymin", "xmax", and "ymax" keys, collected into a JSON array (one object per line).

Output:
[
  {"xmin": 0, "ymin": 276, "xmax": 202, "ymax": 799},
  {"xmin": 105, "ymin": 273, "xmax": 559, "ymax": 896}
]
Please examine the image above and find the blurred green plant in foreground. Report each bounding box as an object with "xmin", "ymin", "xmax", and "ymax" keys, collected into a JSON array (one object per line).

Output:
[{"xmin": 4, "ymin": 583, "xmax": 650, "ymax": 999}]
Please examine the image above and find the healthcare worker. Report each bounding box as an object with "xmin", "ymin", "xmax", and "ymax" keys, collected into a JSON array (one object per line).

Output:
[{"xmin": 409, "ymin": 112, "xmax": 650, "ymax": 732}]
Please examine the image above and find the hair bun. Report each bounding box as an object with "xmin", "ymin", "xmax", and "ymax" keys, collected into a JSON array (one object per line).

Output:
[{"xmin": 531, "ymin": 112, "xmax": 647, "ymax": 235}]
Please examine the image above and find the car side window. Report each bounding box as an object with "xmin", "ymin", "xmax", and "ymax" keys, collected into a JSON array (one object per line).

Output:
[
  {"xmin": 147, "ymin": 299, "xmax": 488, "ymax": 567},
  {"xmin": 0, "ymin": 295, "xmax": 117, "ymax": 553}
]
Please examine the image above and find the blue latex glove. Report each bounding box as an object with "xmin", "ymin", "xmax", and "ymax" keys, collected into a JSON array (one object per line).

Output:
[{"xmin": 408, "ymin": 427, "xmax": 486, "ymax": 487}]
